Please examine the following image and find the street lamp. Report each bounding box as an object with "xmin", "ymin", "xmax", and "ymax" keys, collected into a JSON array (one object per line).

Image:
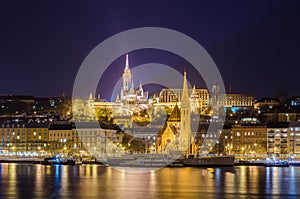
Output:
[
  {"xmin": 254, "ymin": 143, "xmax": 257, "ymax": 157},
  {"xmin": 241, "ymin": 147, "xmax": 245, "ymax": 158},
  {"xmin": 216, "ymin": 140, "xmax": 220, "ymax": 155}
]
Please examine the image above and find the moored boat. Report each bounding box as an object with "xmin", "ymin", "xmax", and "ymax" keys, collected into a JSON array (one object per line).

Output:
[
  {"xmin": 289, "ymin": 162, "xmax": 300, "ymax": 166},
  {"xmin": 181, "ymin": 154, "xmax": 235, "ymax": 167},
  {"xmin": 167, "ymin": 160, "xmax": 184, "ymax": 167},
  {"xmin": 42, "ymin": 156, "xmax": 82, "ymax": 165},
  {"xmin": 264, "ymin": 158, "xmax": 289, "ymax": 167},
  {"xmin": 107, "ymin": 154, "xmax": 175, "ymax": 168}
]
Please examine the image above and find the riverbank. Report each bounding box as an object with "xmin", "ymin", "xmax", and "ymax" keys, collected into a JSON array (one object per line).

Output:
[
  {"xmin": 0, "ymin": 157, "xmax": 105, "ymax": 165},
  {"xmin": 1, "ymin": 157, "xmax": 300, "ymax": 167}
]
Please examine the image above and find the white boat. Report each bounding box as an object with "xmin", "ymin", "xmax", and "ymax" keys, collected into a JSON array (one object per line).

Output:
[
  {"xmin": 264, "ymin": 158, "xmax": 289, "ymax": 167},
  {"xmin": 107, "ymin": 154, "xmax": 175, "ymax": 168},
  {"xmin": 42, "ymin": 157, "xmax": 82, "ymax": 165},
  {"xmin": 107, "ymin": 154, "xmax": 235, "ymax": 167}
]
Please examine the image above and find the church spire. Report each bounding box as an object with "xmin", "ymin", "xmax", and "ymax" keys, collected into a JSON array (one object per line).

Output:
[
  {"xmin": 88, "ymin": 92, "xmax": 93, "ymax": 100},
  {"xmin": 125, "ymin": 54, "xmax": 129, "ymax": 70},
  {"xmin": 192, "ymin": 85, "xmax": 197, "ymax": 95},
  {"xmin": 181, "ymin": 71, "xmax": 189, "ymax": 107},
  {"xmin": 179, "ymin": 71, "xmax": 194, "ymax": 154},
  {"xmin": 122, "ymin": 54, "xmax": 132, "ymax": 92}
]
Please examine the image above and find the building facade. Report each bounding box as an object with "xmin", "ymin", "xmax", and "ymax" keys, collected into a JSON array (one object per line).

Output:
[
  {"xmin": 0, "ymin": 122, "xmax": 49, "ymax": 153},
  {"xmin": 216, "ymin": 94, "xmax": 255, "ymax": 108},
  {"xmin": 231, "ymin": 125, "xmax": 267, "ymax": 156},
  {"xmin": 289, "ymin": 122, "xmax": 300, "ymax": 155},
  {"xmin": 74, "ymin": 122, "xmax": 122, "ymax": 158},
  {"xmin": 267, "ymin": 123, "xmax": 290, "ymax": 155}
]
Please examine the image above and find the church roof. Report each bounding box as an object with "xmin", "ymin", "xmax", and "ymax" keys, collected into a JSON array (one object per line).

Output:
[
  {"xmin": 157, "ymin": 124, "xmax": 178, "ymax": 138},
  {"xmin": 168, "ymin": 104, "xmax": 181, "ymax": 122}
]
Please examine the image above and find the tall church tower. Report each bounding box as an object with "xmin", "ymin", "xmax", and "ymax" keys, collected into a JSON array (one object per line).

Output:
[
  {"xmin": 179, "ymin": 72, "xmax": 194, "ymax": 154},
  {"xmin": 122, "ymin": 54, "xmax": 133, "ymax": 92}
]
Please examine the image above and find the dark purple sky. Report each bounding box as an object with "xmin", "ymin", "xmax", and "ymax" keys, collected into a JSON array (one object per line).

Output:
[{"xmin": 1, "ymin": 1, "xmax": 299, "ymax": 99}]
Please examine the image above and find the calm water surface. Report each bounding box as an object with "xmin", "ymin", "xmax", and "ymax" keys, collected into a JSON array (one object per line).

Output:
[{"xmin": 0, "ymin": 163, "xmax": 300, "ymax": 199}]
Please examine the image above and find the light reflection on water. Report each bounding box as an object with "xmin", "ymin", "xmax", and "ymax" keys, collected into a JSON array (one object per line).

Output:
[{"xmin": 0, "ymin": 164, "xmax": 300, "ymax": 199}]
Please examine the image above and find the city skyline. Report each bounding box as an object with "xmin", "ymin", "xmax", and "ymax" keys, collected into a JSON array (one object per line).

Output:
[
  {"xmin": 0, "ymin": 51, "xmax": 298, "ymax": 101},
  {"xmin": 2, "ymin": 2, "xmax": 300, "ymax": 198}
]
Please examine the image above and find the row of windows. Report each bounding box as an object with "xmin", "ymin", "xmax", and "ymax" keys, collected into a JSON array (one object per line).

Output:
[
  {"xmin": 243, "ymin": 138, "xmax": 266, "ymax": 143},
  {"xmin": 201, "ymin": 134, "xmax": 217, "ymax": 138},
  {"xmin": 50, "ymin": 133, "xmax": 72, "ymax": 137},
  {"xmin": 1, "ymin": 133, "xmax": 47, "ymax": 137},
  {"xmin": 235, "ymin": 132, "xmax": 265, "ymax": 136},
  {"xmin": 1, "ymin": 135, "xmax": 47, "ymax": 140}
]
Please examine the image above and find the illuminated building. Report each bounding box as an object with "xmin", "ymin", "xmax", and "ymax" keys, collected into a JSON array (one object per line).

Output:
[
  {"xmin": 266, "ymin": 123, "xmax": 290, "ymax": 155},
  {"xmin": 74, "ymin": 122, "xmax": 122, "ymax": 157},
  {"xmin": 219, "ymin": 127, "xmax": 234, "ymax": 154},
  {"xmin": 289, "ymin": 122, "xmax": 300, "ymax": 155},
  {"xmin": 25, "ymin": 122, "xmax": 49, "ymax": 152},
  {"xmin": 254, "ymin": 98, "xmax": 280, "ymax": 110},
  {"xmin": 1, "ymin": 123, "xmax": 27, "ymax": 151},
  {"xmin": 158, "ymin": 87, "xmax": 210, "ymax": 115},
  {"xmin": 48, "ymin": 122, "xmax": 74, "ymax": 153},
  {"xmin": 216, "ymin": 93, "xmax": 254, "ymax": 108},
  {"xmin": 263, "ymin": 109, "xmax": 300, "ymax": 123},
  {"xmin": 0, "ymin": 122, "xmax": 48, "ymax": 153},
  {"xmin": 120, "ymin": 54, "xmax": 148, "ymax": 105},
  {"xmin": 231, "ymin": 124, "xmax": 267, "ymax": 155},
  {"xmin": 84, "ymin": 54, "xmax": 149, "ymax": 119},
  {"xmin": 156, "ymin": 104, "xmax": 181, "ymax": 153},
  {"xmin": 156, "ymin": 72, "xmax": 196, "ymax": 154}
]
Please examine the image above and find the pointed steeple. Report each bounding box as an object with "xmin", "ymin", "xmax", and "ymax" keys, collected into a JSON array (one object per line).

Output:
[
  {"xmin": 139, "ymin": 81, "xmax": 144, "ymax": 92},
  {"xmin": 116, "ymin": 94, "xmax": 120, "ymax": 103},
  {"xmin": 88, "ymin": 92, "xmax": 93, "ymax": 100},
  {"xmin": 122, "ymin": 54, "xmax": 132, "ymax": 92},
  {"xmin": 192, "ymin": 85, "xmax": 197, "ymax": 95},
  {"xmin": 125, "ymin": 54, "xmax": 129, "ymax": 70},
  {"xmin": 181, "ymin": 71, "xmax": 189, "ymax": 108},
  {"xmin": 179, "ymin": 71, "xmax": 194, "ymax": 153}
]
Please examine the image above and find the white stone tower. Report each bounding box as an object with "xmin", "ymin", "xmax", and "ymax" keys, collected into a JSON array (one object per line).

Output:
[
  {"xmin": 122, "ymin": 54, "xmax": 133, "ymax": 93},
  {"xmin": 121, "ymin": 54, "xmax": 134, "ymax": 103}
]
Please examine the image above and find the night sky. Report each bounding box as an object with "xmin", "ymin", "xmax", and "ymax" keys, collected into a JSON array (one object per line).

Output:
[{"xmin": 1, "ymin": 1, "xmax": 299, "ymax": 99}]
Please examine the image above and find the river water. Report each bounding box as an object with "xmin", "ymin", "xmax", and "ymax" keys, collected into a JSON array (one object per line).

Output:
[{"xmin": 0, "ymin": 163, "xmax": 299, "ymax": 199}]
